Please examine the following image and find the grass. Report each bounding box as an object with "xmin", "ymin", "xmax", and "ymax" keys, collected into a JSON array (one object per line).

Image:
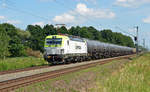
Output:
[
  {"xmin": 99, "ymin": 53, "xmax": 150, "ymax": 92},
  {"xmin": 15, "ymin": 53, "xmax": 150, "ymax": 92},
  {"xmin": 15, "ymin": 55, "xmax": 132, "ymax": 92},
  {"xmin": 0, "ymin": 57, "xmax": 48, "ymax": 71}
]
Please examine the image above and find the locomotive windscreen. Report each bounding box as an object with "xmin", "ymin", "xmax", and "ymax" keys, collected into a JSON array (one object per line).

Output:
[{"xmin": 46, "ymin": 38, "xmax": 62, "ymax": 45}]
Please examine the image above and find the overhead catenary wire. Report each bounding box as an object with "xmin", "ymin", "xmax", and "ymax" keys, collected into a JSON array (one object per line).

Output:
[
  {"xmin": 1, "ymin": 0, "xmax": 51, "ymax": 22},
  {"xmin": 115, "ymin": 26, "xmax": 136, "ymax": 37},
  {"xmin": 5, "ymin": 6, "xmax": 50, "ymax": 21}
]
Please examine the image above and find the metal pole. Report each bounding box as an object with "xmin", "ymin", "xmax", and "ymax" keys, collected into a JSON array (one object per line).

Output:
[
  {"xmin": 143, "ymin": 39, "xmax": 146, "ymax": 52},
  {"xmin": 136, "ymin": 26, "xmax": 139, "ymax": 55},
  {"xmin": 143, "ymin": 39, "xmax": 145, "ymax": 48}
]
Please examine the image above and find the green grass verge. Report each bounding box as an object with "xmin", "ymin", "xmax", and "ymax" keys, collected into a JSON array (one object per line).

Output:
[
  {"xmin": 0, "ymin": 57, "xmax": 47, "ymax": 71},
  {"xmin": 100, "ymin": 53, "xmax": 150, "ymax": 92},
  {"xmin": 15, "ymin": 53, "xmax": 150, "ymax": 92},
  {"xmin": 15, "ymin": 55, "xmax": 133, "ymax": 92}
]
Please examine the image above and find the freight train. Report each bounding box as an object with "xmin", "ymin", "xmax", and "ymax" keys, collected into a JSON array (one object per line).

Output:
[{"xmin": 44, "ymin": 35, "xmax": 135, "ymax": 64}]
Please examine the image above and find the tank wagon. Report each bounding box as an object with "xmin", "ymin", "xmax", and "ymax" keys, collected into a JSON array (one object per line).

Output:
[{"xmin": 44, "ymin": 35, "xmax": 135, "ymax": 64}]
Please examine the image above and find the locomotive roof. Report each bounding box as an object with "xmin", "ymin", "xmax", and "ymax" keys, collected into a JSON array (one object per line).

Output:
[
  {"xmin": 68, "ymin": 35, "xmax": 84, "ymax": 42},
  {"xmin": 46, "ymin": 35, "xmax": 133, "ymax": 49}
]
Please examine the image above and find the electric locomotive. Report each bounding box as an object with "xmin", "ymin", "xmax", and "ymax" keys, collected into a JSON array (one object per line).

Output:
[
  {"xmin": 44, "ymin": 35, "xmax": 87, "ymax": 63},
  {"xmin": 44, "ymin": 35, "xmax": 134, "ymax": 64}
]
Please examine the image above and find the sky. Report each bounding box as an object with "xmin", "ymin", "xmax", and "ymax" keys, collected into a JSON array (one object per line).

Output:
[{"xmin": 0, "ymin": 0, "xmax": 150, "ymax": 49}]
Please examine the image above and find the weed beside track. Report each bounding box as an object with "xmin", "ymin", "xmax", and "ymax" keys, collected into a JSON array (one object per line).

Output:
[
  {"xmin": 0, "ymin": 57, "xmax": 47, "ymax": 72},
  {"xmin": 100, "ymin": 53, "xmax": 150, "ymax": 92}
]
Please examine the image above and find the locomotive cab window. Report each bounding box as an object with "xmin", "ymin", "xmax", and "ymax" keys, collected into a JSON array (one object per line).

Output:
[{"xmin": 46, "ymin": 38, "xmax": 62, "ymax": 45}]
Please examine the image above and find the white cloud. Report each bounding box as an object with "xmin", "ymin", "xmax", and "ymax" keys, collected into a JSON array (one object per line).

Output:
[
  {"xmin": 53, "ymin": 3, "xmax": 115, "ymax": 24},
  {"xmin": 32, "ymin": 21, "xmax": 45, "ymax": 27},
  {"xmin": 53, "ymin": 14, "xmax": 75, "ymax": 24},
  {"xmin": 76, "ymin": 3, "xmax": 115, "ymax": 18},
  {"xmin": 115, "ymin": 0, "xmax": 150, "ymax": 7},
  {"xmin": 32, "ymin": 21, "xmax": 51, "ymax": 27},
  {"xmin": 0, "ymin": 16, "xmax": 21, "ymax": 25},
  {"xmin": 77, "ymin": 0, "xmax": 97, "ymax": 5},
  {"xmin": 6, "ymin": 20, "xmax": 21, "ymax": 24},
  {"xmin": 76, "ymin": 3, "xmax": 90, "ymax": 15},
  {"xmin": 0, "ymin": 16, "xmax": 5, "ymax": 20},
  {"xmin": 117, "ymin": 0, "xmax": 127, "ymax": 2},
  {"xmin": 143, "ymin": 16, "xmax": 150, "ymax": 24}
]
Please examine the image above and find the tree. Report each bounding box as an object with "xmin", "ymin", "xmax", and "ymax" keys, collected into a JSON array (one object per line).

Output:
[
  {"xmin": 100, "ymin": 29, "xmax": 134, "ymax": 47},
  {"xmin": 0, "ymin": 23, "xmax": 28, "ymax": 57},
  {"xmin": 26, "ymin": 25, "xmax": 45, "ymax": 52},
  {"xmin": 58, "ymin": 26, "xmax": 68, "ymax": 34},
  {"xmin": 0, "ymin": 26, "xmax": 10, "ymax": 59},
  {"xmin": 79, "ymin": 27, "xmax": 93, "ymax": 39},
  {"xmin": 0, "ymin": 23, "xmax": 17, "ymax": 37},
  {"xmin": 68, "ymin": 26, "xmax": 81, "ymax": 36},
  {"xmin": 43, "ymin": 24, "xmax": 57, "ymax": 36},
  {"xmin": 9, "ymin": 35, "xmax": 27, "ymax": 57},
  {"xmin": 68, "ymin": 26, "xmax": 77, "ymax": 35},
  {"xmin": 0, "ymin": 22, "xmax": 135, "ymax": 58},
  {"xmin": 9, "ymin": 44, "xmax": 26, "ymax": 57},
  {"xmin": 16, "ymin": 28, "xmax": 31, "ymax": 42},
  {"xmin": 100, "ymin": 29, "xmax": 115, "ymax": 43}
]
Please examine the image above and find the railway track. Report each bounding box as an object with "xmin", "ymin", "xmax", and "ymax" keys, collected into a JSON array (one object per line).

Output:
[{"xmin": 0, "ymin": 55, "xmax": 135, "ymax": 92}]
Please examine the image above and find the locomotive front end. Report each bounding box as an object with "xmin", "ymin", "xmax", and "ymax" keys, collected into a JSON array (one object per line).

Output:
[{"xmin": 44, "ymin": 35, "xmax": 68, "ymax": 63}]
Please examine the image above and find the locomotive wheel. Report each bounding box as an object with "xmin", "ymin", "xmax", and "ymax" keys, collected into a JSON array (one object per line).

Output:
[{"xmin": 65, "ymin": 58, "xmax": 71, "ymax": 64}]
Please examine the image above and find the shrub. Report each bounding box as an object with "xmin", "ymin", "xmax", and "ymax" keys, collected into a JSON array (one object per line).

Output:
[
  {"xmin": 26, "ymin": 48, "xmax": 42, "ymax": 58},
  {"xmin": 9, "ymin": 44, "xmax": 27, "ymax": 57},
  {"xmin": 0, "ymin": 26, "xmax": 10, "ymax": 59}
]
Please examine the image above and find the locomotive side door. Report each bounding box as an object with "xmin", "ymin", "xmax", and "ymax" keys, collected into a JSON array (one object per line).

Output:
[{"xmin": 67, "ymin": 40, "xmax": 70, "ymax": 53}]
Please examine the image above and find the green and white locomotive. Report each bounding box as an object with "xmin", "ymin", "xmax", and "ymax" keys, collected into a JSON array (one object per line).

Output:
[{"xmin": 44, "ymin": 35, "xmax": 87, "ymax": 64}]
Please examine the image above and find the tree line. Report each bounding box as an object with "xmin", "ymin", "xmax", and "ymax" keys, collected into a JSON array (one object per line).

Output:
[{"xmin": 0, "ymin": 23, "xmax": 135, "ymax": 59}]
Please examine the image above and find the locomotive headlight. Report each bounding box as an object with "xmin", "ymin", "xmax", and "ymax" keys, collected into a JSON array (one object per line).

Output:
[{"xmin": 61, "ymin": 49, "xmax": 64, "ymax": 54}]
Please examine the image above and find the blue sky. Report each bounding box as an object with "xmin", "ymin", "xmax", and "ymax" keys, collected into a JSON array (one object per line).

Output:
[{"xmin": 0, "ymin": 0, "xmax": 150, "ymax": 49}]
